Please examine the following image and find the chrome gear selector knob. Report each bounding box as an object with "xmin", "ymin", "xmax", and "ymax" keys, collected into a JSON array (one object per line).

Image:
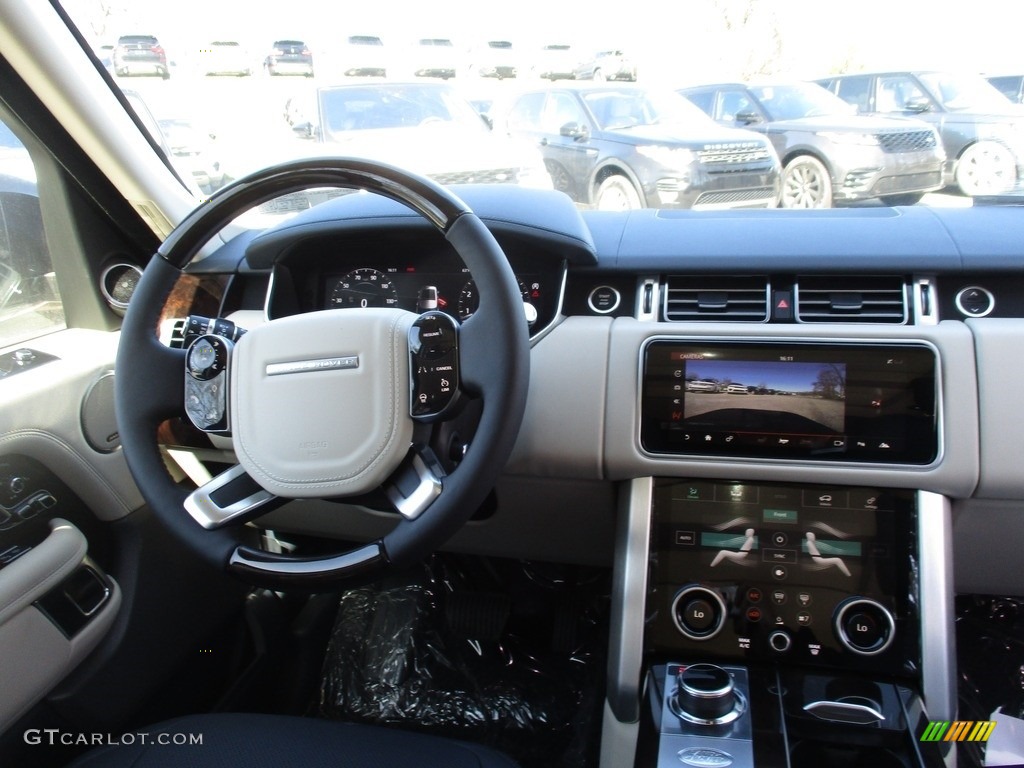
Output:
[{"xmin": 672, "ymin": 663, "xmax": 745, "ymax": 725}]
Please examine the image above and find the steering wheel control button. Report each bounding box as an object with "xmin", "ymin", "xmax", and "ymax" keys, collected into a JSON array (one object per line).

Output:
[
  {"xmin": 671, "ymin": 586, "xmax": 727, "ymax": 640},
  {"xmin": 955, "ymin": 285, "xmax": 995, "ymax": 317},
  {"xmin": 834, "ymin": 597, "xmax": 896, "ymax": 656},
  {"xmin": 185, "ymin": 334, "xmax": 233, "ymax": 433},
  {"xmin": 409, "ymin": 311, "xmax": 461, "ymax": 421}
]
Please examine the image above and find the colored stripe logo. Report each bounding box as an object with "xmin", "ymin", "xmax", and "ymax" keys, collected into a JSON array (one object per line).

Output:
[{"xmin": 921, "ymin": 721, "xmax": 996, "ymax": 742}]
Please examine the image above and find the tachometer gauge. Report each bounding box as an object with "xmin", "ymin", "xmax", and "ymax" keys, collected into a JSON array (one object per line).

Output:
[
  {"xmin": 457, "ymin": 278, "xmax": 532, "ymax": 321},
  {"xmin": 329, "ymin": 268, "xmax": 399, "ymax": 309}
]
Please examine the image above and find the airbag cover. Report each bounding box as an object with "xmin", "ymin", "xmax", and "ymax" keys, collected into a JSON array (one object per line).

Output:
[{"xmin": 230, "ymin": 308, "xmax": 415, "ymax": 498}]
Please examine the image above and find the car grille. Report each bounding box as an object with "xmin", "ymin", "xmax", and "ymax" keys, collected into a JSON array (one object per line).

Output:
[
  {"xmin": 693, "ymin": 187, "xmax": 776, "ymax": 207},
  {"xmin": 430, "ymin": 168, "xmax": 519, "ymax": 185},
  {"xmin": 876, "ymin": 130, "xmax": 937, "ymax": 153},
  {"xmin": 698, "ymin": 143, "xmax": 773, "ymax": 166}
]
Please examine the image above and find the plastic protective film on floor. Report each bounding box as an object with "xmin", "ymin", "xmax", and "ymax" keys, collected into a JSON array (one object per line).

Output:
[
  {"xmin": 319, "ymin": 556, "xmax": 609, "ymax": 768},
  {"xmin": 956, "ymin": 596, "xmax": 1024, "ymax": 767}
]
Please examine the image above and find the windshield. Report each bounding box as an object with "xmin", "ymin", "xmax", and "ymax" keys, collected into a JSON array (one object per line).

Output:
[
  {"xmin": 748, "ymin": 83, "xmax": 852, "ymax": 121},
  {"xmin": 917, "ymin": 71, "xmax": 1016, "ymax": 112},
  {"xmin": 57, "ymin": 0, "xmax": 1024, "ymax": 211}
]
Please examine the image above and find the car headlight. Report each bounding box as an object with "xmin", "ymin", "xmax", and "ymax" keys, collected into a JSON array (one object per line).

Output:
[{"xmin": 637, "ymin": 145, "xmax": 696, "ymax": 170}]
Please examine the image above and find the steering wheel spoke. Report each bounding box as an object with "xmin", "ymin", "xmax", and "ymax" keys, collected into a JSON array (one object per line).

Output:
[
  {"xmin": 385, "ymin": 447, "xmax": 445, "ymax": 520},
  {"xmin": 184, "ymin": 464, "xmax": 282, "ymax": 529}
]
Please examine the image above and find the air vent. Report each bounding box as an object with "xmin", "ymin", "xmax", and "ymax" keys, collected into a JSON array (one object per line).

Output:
[
  {"xmin": 663, "ymin": 276, "xmax": 770, "ymax": 322},
  {"xmin": 99, "ymin": 262, "xmax": 143, "ymax": 316},
  {"xmin": 795, "ymin": 276, "xmax": 908, "ymax": 323}
]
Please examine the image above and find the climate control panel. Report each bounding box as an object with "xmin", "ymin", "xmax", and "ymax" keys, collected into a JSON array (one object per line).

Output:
[{"xmin": 647, "ymin": 479, "xmax": 918, "ymax": 677}]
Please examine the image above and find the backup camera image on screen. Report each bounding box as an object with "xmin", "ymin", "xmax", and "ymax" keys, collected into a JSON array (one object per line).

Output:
[
  {"xmin": 683, "ymin": 359, "xmax": 846, "ymax": 433},
  {"xmin": 640, "ymin": 341, "xmax": 938, "ymax": 463}
]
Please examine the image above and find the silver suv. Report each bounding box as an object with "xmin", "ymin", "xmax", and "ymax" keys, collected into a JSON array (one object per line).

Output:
[
  {"xmin": 681, "ymin": 81, "xmax": 945, "ymax": 208},
  {"xmin": 815, "ymin": 71, "xmax": 1024, "ymax": 196}
]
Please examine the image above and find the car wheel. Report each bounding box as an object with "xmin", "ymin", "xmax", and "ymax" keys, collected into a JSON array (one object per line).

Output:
[
  {"xmin": 595, "ymin": 174, "xmax": 643, "ymax": 210},
  {"xmin": 879, "ymin": 193, "xmax": 924, "ymax": 207},
  {"xmin": 592, "ymin": 67, "xmax": 605, "ymax": 82},
  {"xmin": 544, "ymin": 160, "xmax": 574, "ymax": 196},
  {"xmin": 780, "ymin": 155, "xmax": 833, "ymax": 208},
  {"xmin": 955, "ymin": 141, "xmax": 1016, "ymax": 196}
]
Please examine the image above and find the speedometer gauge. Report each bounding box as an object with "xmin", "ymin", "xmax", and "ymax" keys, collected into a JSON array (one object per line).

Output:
[
  {"xmin": 457, "ymin": 278, "xmax": 531, "ymax": 321},
  {"xmin": 329, "ymin": 268, "xmax": 399, "ymax": 309}
]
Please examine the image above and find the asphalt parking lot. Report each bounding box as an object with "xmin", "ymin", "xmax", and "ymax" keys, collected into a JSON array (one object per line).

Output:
[{"xmin": 684, "ymin": 393, "xmax": 845, "ymax": 432}]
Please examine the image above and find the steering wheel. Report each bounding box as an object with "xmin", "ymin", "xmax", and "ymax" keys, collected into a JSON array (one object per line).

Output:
[{"xmin": 115, "ymin": 158, "xmax": 530, "ymax": 587}]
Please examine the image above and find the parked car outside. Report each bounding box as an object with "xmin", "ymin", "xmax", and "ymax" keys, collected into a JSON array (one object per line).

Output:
[
  {"xmin": 680, "ymin": 81, "xmax": 946, "ymax": 208},
  {"xmin": 472, "ymin": 40, "xmax": 517, "ymax": 79},
  {"xmin": 496, "ymin": 83, "xmax": 780, "ymax": 210},
  {"xmin": 686, "ymin": 380, "xmax": 720, "ymax": 392},
  {"xmin": 264, "ymin": 39, "xmax": 314, "ymax": 77},
  {"xmin": 199, "ymin": 41, "xmax": 252, "ymax": 77},
  {"xmin": 814, "ymin": 70, "xmax": 1024, "ymax": 196},
  {"xmin": 409, "ymin": 37, "xmax": 459, "ymax": 79},
  {"xmin": 111, "ymin": 34, "xmax": 169, "ymax": 79},
  {"xmin": 157, "ymin": 119, "xmax": 231, "ymax": 194},
  {"xmin": 530, "ymin": 44, "xmax": 576, "ymax": 81},
  {"xmin": 330, "ymin": 35, "xmax": 388, "ymax": 78},
  {"xmin": 311, "ymin": 82, "xmax": 551, "ymax": 188},
  {"xmin": 573, "ymin": 50, "xmax": 636, "ymax": 82},
  {"xmin": 985, "ymin": 74, "xmax": 1024, "ymax": 104}
]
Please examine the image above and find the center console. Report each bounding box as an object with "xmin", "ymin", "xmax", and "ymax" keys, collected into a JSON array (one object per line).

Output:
[
  {"xmin": 639, "ymin": 478, "xmax": 944, "ymax": 768},
  {"xmin": 604, "ymin": 337, "xmax": 955, "ymax": 768}
]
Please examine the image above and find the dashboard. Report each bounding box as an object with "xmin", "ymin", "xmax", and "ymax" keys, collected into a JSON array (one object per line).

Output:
[{"xmin": 181, "ymin": 185, "xmax": 1024, "ymax": 594}]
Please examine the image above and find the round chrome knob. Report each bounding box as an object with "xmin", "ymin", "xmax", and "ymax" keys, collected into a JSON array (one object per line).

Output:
[{"xmin": 671, "ymin": 663, "xmax": 744, "ymax": 725}]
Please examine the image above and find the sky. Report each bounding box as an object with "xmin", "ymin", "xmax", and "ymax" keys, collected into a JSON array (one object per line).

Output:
[{"xmin": 65, "ymin": 0, "xmax": 1024, "ymax": 81}]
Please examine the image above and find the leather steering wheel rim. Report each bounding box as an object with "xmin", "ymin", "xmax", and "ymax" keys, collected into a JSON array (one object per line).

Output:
[{"xmin": 114, "ymin": 157, "xmax": 530, "ymax": 587}]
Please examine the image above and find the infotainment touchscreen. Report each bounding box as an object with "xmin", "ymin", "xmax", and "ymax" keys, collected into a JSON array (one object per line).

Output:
[{"xmin": 641, "ymin": 341, "xmax": 938, "ymax": 464}]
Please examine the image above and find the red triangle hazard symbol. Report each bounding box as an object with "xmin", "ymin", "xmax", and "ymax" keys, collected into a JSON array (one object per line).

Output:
[{"xmin": 777, "ymin": 298, "xmax": 789, "ymax": 309}]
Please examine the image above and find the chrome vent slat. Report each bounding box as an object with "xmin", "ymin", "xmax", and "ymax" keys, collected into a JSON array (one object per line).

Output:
[
  {"xmin": 795, "ymin": 277, "xmax": 908, "ymax": 324},
  {"xmin": 663, "ymin": 276, "xmax": 770, "ymax": 322}
]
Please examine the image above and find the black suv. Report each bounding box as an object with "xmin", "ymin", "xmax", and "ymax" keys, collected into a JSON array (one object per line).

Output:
[
  {"xmin": 815, "ymin": 71, "xmax": 1024, "ymax": 196},
  {"xmin": 111, "ymin": 35, "xmax": 169, "ymax": 79},
  {"xmin": 264, "ymin": 40, "xmax": 314, "ymax": 77},
  {"xmin": 496, "ymin": 83, "xmax": 780, "ymax": 210},
  {"xmin": 681, "ymin": 81, "xmax": 945, "ymax": 208}
]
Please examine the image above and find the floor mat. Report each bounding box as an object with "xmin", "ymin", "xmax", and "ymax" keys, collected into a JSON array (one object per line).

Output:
[
  {"xmin": 956, "ymin": 595, "xmax": 1024, "ymax": 768},
  {"xmin": 319, "ymin": 555, "xmax": 609, "ymax": 768}
]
